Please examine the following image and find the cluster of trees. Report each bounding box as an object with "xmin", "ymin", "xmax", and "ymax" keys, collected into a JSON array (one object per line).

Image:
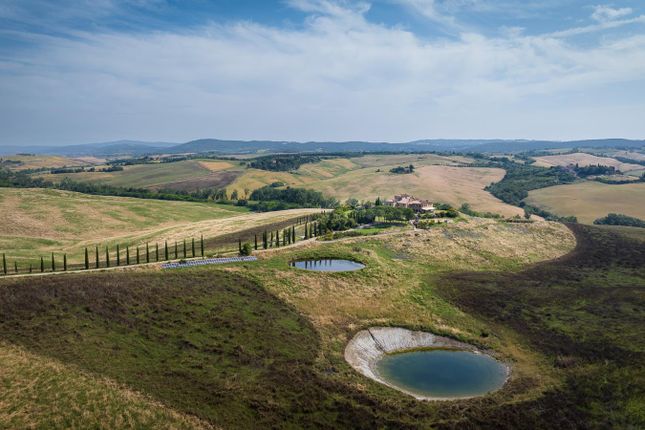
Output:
[
  {"xmin": 573, "ymin": 164, "xmax": 617, "ymax": 177},
  {"xmin": 389, "ymin": 164, "xmax": 415, "ymax": 174},
  {"xmin": 593, "ymin": 213, "xmax": 645, "ymax": 228},
  {"xmin": 482, "ymin": 159, "xmax": 576, "ymax": 207},
  {"xmin": 459, "ymin": 203, "xmax": 503, "ymax": 219},
  {"xmin": 247, "ymin": 154, "xmax": 328, "ymax": 171},
  {"xmin": 249, "ymin": 186, "xmax": 338, "ymax": 211}
]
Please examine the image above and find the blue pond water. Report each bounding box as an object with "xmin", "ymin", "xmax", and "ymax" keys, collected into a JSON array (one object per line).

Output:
[
  {"xmin": 290, "ymin": 259, "xmax": 365, "ymax": 272},
  {"xmin": 376, "ymin": 350, "xmax": 507, "ymax": 398}
]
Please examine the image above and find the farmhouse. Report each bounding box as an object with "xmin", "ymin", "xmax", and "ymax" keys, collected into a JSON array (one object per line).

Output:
[{"xmin": 385, "ymin": 194, "xmax": 435, "ymax": 212}]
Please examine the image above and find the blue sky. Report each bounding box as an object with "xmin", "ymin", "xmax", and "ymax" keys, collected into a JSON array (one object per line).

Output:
[{"xmin": 1, "ymin": 0, "xmax": 644, "ymax": 145}]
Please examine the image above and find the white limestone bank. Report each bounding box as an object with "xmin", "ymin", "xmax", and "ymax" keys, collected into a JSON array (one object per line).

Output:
[{"xmin": 344, "ymin": 327, "xmax": 510, "ymax": 400}]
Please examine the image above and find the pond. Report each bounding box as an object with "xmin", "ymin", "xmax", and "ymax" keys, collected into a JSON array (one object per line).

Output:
[
  {"xmin": 375, "ymin": 349, "xmax": 508, "ymax": 399},
  {"xmin": 290, "ymin": 259, "xmax": 365, "ymax": 272}
]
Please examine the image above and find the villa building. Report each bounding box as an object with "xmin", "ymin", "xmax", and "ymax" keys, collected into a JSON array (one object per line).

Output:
[{"xmin": 384, "ymin": 194, "xmax": 434, "ymax": 213}]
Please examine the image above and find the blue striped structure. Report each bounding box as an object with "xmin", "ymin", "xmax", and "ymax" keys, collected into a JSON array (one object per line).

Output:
[{"xmin": 161, "ymin": 256, "xmax": 257, "ymax": 269}]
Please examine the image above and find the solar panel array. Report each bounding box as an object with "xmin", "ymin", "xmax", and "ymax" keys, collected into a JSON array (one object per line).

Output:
[{"xmin": 161, "ymin": 256, "xmax": 258, "ymax": 269}]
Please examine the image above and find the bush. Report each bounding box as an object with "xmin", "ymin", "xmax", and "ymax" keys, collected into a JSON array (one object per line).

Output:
[
  {"xmin": 239, "ymin": 243, "xmax": 253, "ymax": 256},
  {"xmin": 593, "ymin": 213, "xmax": 645, "ymax": 228}
]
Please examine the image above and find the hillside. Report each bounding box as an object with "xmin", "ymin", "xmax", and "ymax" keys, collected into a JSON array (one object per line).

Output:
[
  {"xmin": 0, "ymin": 188, "xmax": 317, "ymax": 266},
  {"xmin": 525, "ymin": 181, "xmax": 645, "ymax": 224}
]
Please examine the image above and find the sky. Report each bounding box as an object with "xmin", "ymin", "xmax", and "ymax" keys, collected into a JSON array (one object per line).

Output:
[{"xmin": 0, "ymin": 0, "xmax": 644, "ymax": 146}]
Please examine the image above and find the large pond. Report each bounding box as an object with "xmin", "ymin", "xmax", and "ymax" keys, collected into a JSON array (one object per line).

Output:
[
  {"xmin": 375, "ymin": 349, "xmax": 508, "ymax": 399},
  {"xmin": 290, "ymin": 259, "xmax": 365, "ymax": 272}
]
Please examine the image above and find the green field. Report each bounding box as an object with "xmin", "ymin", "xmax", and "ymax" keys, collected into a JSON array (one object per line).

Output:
[
  {"xmin": 38, "ymin": 159, "xmax": 244, "ymax": 191},
  {"xmin": 1, "ymin": 218, "xmax": 643, "ymax": 428},
  {"xmin": 0, "ymin": 187, "xmax": 319, "ymax": 267},
  {"xmin": 525, "ymin": 181, "xmax": 645, "ymax": 224}
]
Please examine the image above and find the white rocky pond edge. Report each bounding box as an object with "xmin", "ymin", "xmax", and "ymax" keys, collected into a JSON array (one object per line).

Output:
[{"xmin": 344, "ymin": 326, "xmax": 510, "ymax": 401}]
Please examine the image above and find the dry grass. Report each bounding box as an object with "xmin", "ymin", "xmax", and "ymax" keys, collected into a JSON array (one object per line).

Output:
[
  {"xmin": 4, "ymin": 155, "xmax": 91, "ymax": 171},
  {"xmin": 233, "ymin": 219, "xmax": 574, "ymax": 408},
  {"xmin": 532, "ymin": 152, "xmax": 643, "ymax": 175},
  {"xmin": 526, "ymin": 181, "xmax": 645, "ymax": 223},
  {"xmin": 0, "ymin": 187, "xmax": 317, "ymax": 265},
  {"xmin": 0, "ymin": 342, "xmax": 213, "ymax": 429},
  {"xmin": 230, "ymin": 154, "xmax": 520, "ymax": 216}
]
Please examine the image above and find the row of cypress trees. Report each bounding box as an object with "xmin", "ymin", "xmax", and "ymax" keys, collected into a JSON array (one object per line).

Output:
[
  {"xmin": 2, "ymin": 214, "xmax": 327, "ymax": 275},
  {"xmin": 1, "ymin": 235, "xmax": 206, "ymax": 275}
]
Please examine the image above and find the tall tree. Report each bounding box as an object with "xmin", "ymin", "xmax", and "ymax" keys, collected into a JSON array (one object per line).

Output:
[
  {"xmin": 116, "ymin": 244, "xmax": 120, "ymax": 266},
  {"xmin": 136, "ymin": 247, "xmax": 140, "ymax": 264},
  {"xmin": 165, "ymin": 241, "xmax": 169, "ymax": 260},
  {"xmin": 2, "ymin": 253, "xmax": 6, "ymax": 275},
  {"xmin": 191, "ymin": 238, "xmax": 195, "ymax": 257},
  {"xmin": 174, "ymin": 241, "xmax": 178, "ymax": 259},
  {"xmin": 200, "ymin": 235, "xmax": 204, "ymax": 257},
  {"xmin": 85, "ymin": 247, "xmax": 89, "ymax": 270},
  {"xmin": 146, "ymin": 242, "xmax": 150, "ymax": 263},
  {"xmin": 156, "ymin": 243, "xmax": 160, "ymax": 261},
  {"xmin": 51, "ymin": 253, "xmax": 56, "ymax": 272},
  {"xmin": 238, "ymin": 238, "xmax": 242, "ymax": 254},
  {"xmin": 126, "ymin": 246, "xmax": 130, "ymax": 265},
  {"xmin": 183, "ymin": 239, "xmax": 186, "ymax": 258},
  {"xmin": 14, "ymin": 261, "xmax": 18, "ymax": 274},
  {"xmin": 254, "ymin": 234, "xmax": 258, "ymax": 250},
  {"xmin": 105, "ymin": 247, "xmax": 110, "ymax": 268},
  {"xmin": 63, "ymin": 254, "xmax": 67, "ymax": 271},
  {"xmin": 40, "ymin": 256, "xmax": 44, "ymax": 273},
  {"xmin": 95, "ymin": 246, "xmax": 99, "ymax": 269}
]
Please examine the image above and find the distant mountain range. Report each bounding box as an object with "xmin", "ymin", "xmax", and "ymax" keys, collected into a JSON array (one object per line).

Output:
[{"xmin": 1, "ymin": 138, "xmax": 643, "ymax": 157}]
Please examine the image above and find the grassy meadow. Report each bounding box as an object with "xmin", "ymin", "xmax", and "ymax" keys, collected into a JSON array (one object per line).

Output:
[
  {"xmin": 38, "ymin": 159, "xmax": 243, "ymax": 192},
  {"xmin": 229, "ymin": 154, "xmax": 523, "ymax": 217},
  {"xmin": 1, "ymin": 211, "xmax": 643, "ymax": 428},
  {"xmin": 32, "ymin": 153, "xmax": 522, "ymax": 217},
  {"xmin": 1, "ymin": 218, "xmax": 604, "ymax": 429},
  {"xmin": 531, "ymin": 152, "xmax": 643, "ymax": 176},
  {"xmin": 0, "ymin": 187, "xmax": 320, "ymax": 267},
  {"xmin": 525, "ymin": 181, "xmax": 645, "ymax": 224}
]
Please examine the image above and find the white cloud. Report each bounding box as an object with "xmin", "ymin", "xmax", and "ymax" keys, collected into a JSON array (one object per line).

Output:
[
  {"xmin": 591, "ymin": 5, "xmax": 633, "ymax": 23},
  {"xmin": 0, "ymin": 0, "xmax": 644, "ymax": 144}
]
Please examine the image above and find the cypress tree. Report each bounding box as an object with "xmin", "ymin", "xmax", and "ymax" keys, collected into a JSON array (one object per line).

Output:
[
  {"xmin": 263, "ymin": 231, "xmax": 268, "ymax": 249},
  {"xmin": 14, "ymin": 261, "xmax": 18, "ymax": 274},
  {"xmin": 165, "ymin": 241, "xmax": 169, "ymax": 260},
  {"xmin": 183, "ymin": 239, "xmax": 186, "ymax": 258},
  {"xmin": 40, "ymin": 256, "xmax": 44, "ymax": 273},
  {"xmin": 238, "ymin": 238, "xmax": 242, "ymax": 253},
  {"xmin": 85, "ymin": 248, "xmax": 89, "ymax": 270},
  {"xmin": 292, "ymin": 226, "xmax": 296, "ymax": 243},
  {"xmin": 63, "ymin": 254, "xmax": 67, "ymax": 271},
  {"xmin": 304, "ymin": 222, "xmax": 309, "ymax": 239},
  {"xmin": 95, "ymin": 246, "xmax": 100, "ymax": 269},
  {"xmin": 2, "ymin": 253, "xmax": 6, "ymax": 275},
  {"xmin": 126, "ymin": 247, "xmax": 130, "ymax": 265},
  {"xmin": 191, "ymin": 238, "xmax": 195, "ymax": 257},
  {"xmin": 276, "ymin": 230, "xmax": 280, "ymax": 247},
  {"xmin": 105, "ymin": 247, "xmax": 110, "ymax": 268},
  {"xmin": 146, "ymin": 242, "xmax": 150, "ymax": 263},
  {"xmin": 156, "ymin": 243, "xmax": 159, "ymax": 261},
  {"xmin": 29, "ymin": 264, "xmax": 32, "ymax": 274},
  {"xmin": 270, "ymin": 232, "xmax": 274, "ymax": 247},
  {"xmin": 174, "ymin": 241, "xmax": 178, "ymax": 259},
  {"xmin": 200, "ymin": 235, "xmax": 204, "ymax": 257},
  {"xmin": 116, "ymin": 244, "xmax": 120, "ymax": 266},
  {"xmin": 136, "ymin": 247, "xmax": 140, "ymax": 264},
  {"xmin": 51, "ymin": 253, "xmax": 56, "ymax": 272}
]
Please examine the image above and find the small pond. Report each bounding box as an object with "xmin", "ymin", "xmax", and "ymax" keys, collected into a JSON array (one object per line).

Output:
[
  {"xmin": 290, "ymin": 259, "xmax": 365, "ymax": 272},
  {"xmin": 375, "ymin": 349, "xmax": 508, "ymax": 399}
]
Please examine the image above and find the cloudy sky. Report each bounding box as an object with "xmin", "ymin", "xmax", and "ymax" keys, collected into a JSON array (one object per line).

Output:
[{"xmin": 1, "ymin": 0, "xmax": 644, "ymax": 145}]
